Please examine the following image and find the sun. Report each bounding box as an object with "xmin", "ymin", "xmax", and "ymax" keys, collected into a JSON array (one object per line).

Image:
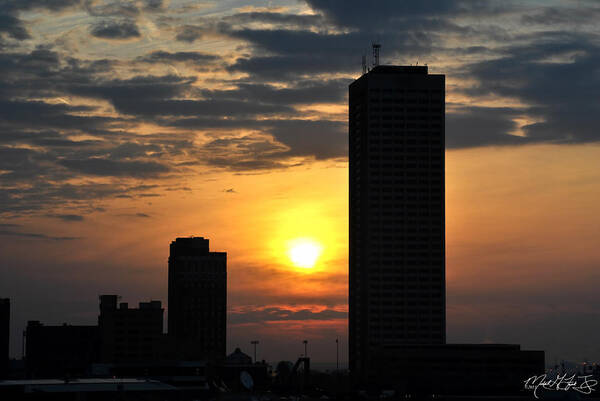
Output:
[{"xmin": 288, "ymin": 238, "xmax": 323, "ymax": 269}]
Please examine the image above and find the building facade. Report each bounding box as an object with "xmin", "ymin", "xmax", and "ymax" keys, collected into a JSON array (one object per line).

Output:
[
  {"xmin": 1, "ymin": 298, "xmax": 9, "ymax": 378},
  {"xmin": 25, "ymin": 321, "xmax": 99, "ymax": 378},
  {"xmin": 372, "ymin": 344, "xmax": 544, "ymax": 395},
  {"xmin": 349, "ymin": 65, "xmax": 446, "ymax": 383},
  {"xmin": 98, "ymin": 295, "xmax": 164, "ymax": 363},
  {"xmin": 168, "ymin": 237, "xmax": 227, "ymax": 362}
]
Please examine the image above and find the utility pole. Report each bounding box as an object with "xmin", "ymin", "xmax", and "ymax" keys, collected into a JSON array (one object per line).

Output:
[
  {"xmin": 251, "ymin": 340, "xmax": 259, "ymax": 363},
  {"xmin": 303, "ymin": 340, "xmax": 308, "ymax": 358}
]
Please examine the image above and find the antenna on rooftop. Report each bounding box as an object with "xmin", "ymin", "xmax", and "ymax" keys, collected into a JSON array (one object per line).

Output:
[
  {"xmin": 372, "ymin": 43, "xmax": 381, "ymax": 67},
  {"xmin": 362, "ymin": 55, "xmax": 367, "ymax": 74}
]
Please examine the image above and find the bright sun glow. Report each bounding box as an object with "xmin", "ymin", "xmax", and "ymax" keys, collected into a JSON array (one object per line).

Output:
[{"xmin": 288, "ymin": 238, "xmax": 323, "ymax": 268}]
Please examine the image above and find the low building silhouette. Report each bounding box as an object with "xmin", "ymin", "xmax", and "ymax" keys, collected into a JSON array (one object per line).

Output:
[
  {"xmin": 90, "ymin": 360, "xmax": 209, "ymax": 392},
  {"xmin": 98, "ymin": 295, "xmax": 165, "ymax": 363},
  {"xmin": 24, "ymin": 321, "xmax": 99, "ymax": 379},
  {"xmin": 373, "ymin": 343, "xmax": 544, "ymax": 396},
  {"xmin": 219, "ymin": 347, "xmax": 269, "ymax": 391},
  {"xmin": 0, "ymin": 378, "xmax": 179, "ymax": 399},
  {"xmin": 1, "ymin": 298, "xmax": 9, "ymax": 378}
]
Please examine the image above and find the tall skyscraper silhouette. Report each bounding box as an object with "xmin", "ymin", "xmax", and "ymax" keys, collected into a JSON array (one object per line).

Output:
[
  {"xmin": 349, "ymin": 65, "xmax": 446, "ymax": 383},
  {"xmin": 168, "ymin": 237, "xmax": 227, "ymax": 362}
]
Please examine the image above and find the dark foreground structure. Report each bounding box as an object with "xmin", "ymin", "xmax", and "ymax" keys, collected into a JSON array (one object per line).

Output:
[
  {"xmin": 25, "ymin": 321, "xmax": 99, "ymax": 379},
  {"xmin": 349, "ymin": 64, "xmax": 446, "ymax": 382},
  {"xmin": 98, "ymin": 295, "xmax": 165, "ymax": 363},
  {"xmin": 373, "ymin": 344, "xmax": 544, "ymax": 396},
  {"xmin": 0, "ymin": 378, "xmax": 178, "ymax": 400},
  {"xmin": 1, "ymin": 298, "xmax": 9, "ymax": 379},
  {"xmin": 348, "ymin": 59, "xmax": 544, "ymax": 395},
  {"xmin": 169, "ymin": 237, "xmax": 227, "ymax": 362}
]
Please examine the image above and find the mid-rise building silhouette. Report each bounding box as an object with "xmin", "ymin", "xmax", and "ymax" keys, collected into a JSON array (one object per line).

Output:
[
  {"xmin": 0, "ymin": 298, "xmax": 9, "ymax": 378},
  {"xmin": 98, "ymin": 295, "xmax": 164, "ymax": 363},
  {"xmin": 25, "ymin": 321, "xmax": 98, "ymax": 378},
  {"xmin": 168, "ymin": 237, "xmax": 227, "ymax": 361},
  {"xmin": 349, "ymin": 65, "xmax": 446, "ymax": 383}
]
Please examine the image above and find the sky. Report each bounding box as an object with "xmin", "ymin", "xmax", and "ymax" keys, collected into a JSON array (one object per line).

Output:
[{"xmin": 1, "ymin": 0, "xmax": 600, "ymax": 367}]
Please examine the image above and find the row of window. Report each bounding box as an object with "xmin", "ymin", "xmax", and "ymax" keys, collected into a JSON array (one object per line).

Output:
[
  {"xmin": 370, "ymin": 123, "xmax": 443, "ymax": 129},
  {"xmin": 369, "ymin": 99, "xmax": 442, "ymax": 105},
  {"xmin": 368, "ymin": 88, "xmax": 443, "ymax": 93},
  {"xmin": 370, "ymin": 292, "xmax": 443, "ymax": 298}
]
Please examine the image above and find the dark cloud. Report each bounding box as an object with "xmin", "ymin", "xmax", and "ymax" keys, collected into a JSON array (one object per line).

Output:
[
  {"xmin": 0, "ymin": 130, "xmax": 187, "ymax": 191},
  {"xmin": 184, "ymin": 118, "xmax": 346, "ymax": 171},
  {"xmin": 521, "ymin": 6, "xmax": 600, "ymax": 26},
  {"xmin": 0, "ymin": 14, "xmax": 30, "ymax": 40},
  {"xmin": 104, "ymin": 142, "xmax": 162, "ymax": 160},
  {"xmin": 0, "ymin": 48, "xmax": 61, "ymax": 75},
  {"xmin": 143, "ymin": 0, "xmax": 165, "ymax": 12},
  {"xmin": 0, "ymin": 100, "xmax": 114, "ymax": 132},
  {"xmin": 0, "ymin": 0, "xmax": 82, "ymax": 42},
  {"xmin": 267, "ymin": 119, "xmax": 346, "ymax": 159},
  {"xmin": 0, "ymin": 147, "xmax": 41, "ymax": 181},
  {"xmin": 59, "ymin": 158, "xmax": 170, "ymax": 177},
  {"xmin": 46, "ymin": 213, "xmax": 85, "ymax": 222},
  {"xmin": 0, "ymin": 49, "xmax": 120, "ymax": 102},
  {"xmin": 175, "ymin": 10, "xmax": 323, "ymax": 44},
  {"xmin": 66, "ymin": 74, "xmax": 194, "ymax": 103},
  {"xmin": 228, "ymin": 55, "xmax": 357, "ymax": 80},
  {"xmin": 216, "ymin": 7, "xmax": 507, "ymax": 81},
  {"xmin": 226, "ymin": 28, "xmax": 364, "ymax": 56},
  {"xmin": 118, "ymin": 212, "xmax": 152, "ymax": 218},
  {"xmin": 207, "ymin": 158, "xmax": 291, "ymax": 172},
  {"xmin": 111, "ymin": 98, "xmax": 294, "ymax": 117},
  {"xmin": 202, "ymin": 135, "xmax": 291, "ymax": 171},
  {"xmin": 1, "ymin": 182, "xmax": 89, "ymax": 215},
  {"xmin": 0, "ymin": 44, "xmax": 349, "ymax": 187},
  {"xmin": 1, "ymin": 3, "xmax": 598, "ymax": 222},
  {"xmin": 462, "ymin": 33, "xmax": 600, "ymax": 145},
  {"xmin": 82, "ymin": 0, "xmax": 166, "ymax": 18},
  {"xmin": 175, "ymin": 25, "xmax": 204, "ymax": 42},
  {"xmin": 446, "ymin": 107, "xmax": 529, "ymax": 149},
  {"xmin": 224, "ymin": 28, "xmax": 433, "ymax": 79},
  {"xmin": 90, "ymin": 19, "xmax": 141, "ymax": 39},
  {"xmin": 201, "ymin": 79, "xmax": 348, "ymax": 105},
  {"xmin": 3, "ymin": 0, "xmax": 81, "ymax": 12},
  {"xmin": 0, "ymin": 229, "xmax": 80, "ymax": 241},
  {"xmin": 0, "ymin": 178, "xmax": 176, "ymax": 216},
  {"xmin": 304, "ymin": 0, "xmax": 493, "ymax": 29},
  {"xmin": 83, "ymin": 0, "xmax": 139, "ymax": 17},
  {"xmin": 138, "ymin": 50, "xmax": 219, "ymax": 65},
  {"xmin": 222, "ymin": 11, "xmax": 324, "ymax": 30}
]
